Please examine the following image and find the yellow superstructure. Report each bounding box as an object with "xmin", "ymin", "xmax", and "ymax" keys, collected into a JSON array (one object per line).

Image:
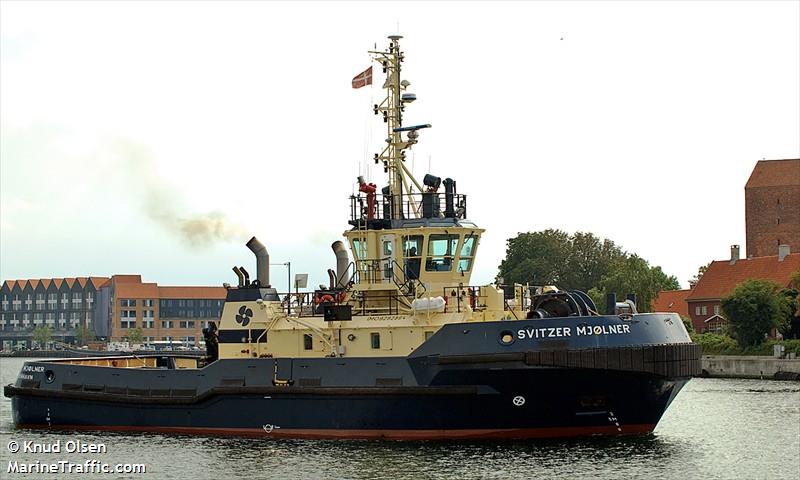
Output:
[{"xmin": 217, "ymin": 35, "xmax": 528, "ymax": 360}]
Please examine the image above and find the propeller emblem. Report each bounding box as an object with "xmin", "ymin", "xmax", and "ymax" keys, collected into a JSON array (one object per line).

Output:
[{"xmin": 236, "ymin": 305, "xmax": 253, "ymax": 327}]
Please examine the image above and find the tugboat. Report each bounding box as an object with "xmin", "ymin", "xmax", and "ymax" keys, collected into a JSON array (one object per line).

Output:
[{"xmin": 5, "ymin": 36, "xmax": 700, "ymax": 440}]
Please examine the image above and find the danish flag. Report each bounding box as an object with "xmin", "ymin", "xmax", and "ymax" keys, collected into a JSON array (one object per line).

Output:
[{"xmin": 352, "ymin": 66, "xmax": 373, "ymax": 89}]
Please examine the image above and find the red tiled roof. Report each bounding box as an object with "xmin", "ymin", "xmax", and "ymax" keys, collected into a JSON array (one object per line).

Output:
[
  {"xmin": 745, "ymin": 159, "xmax": 800, "ymax": 188},
  {"xmin": 115, "ymin": 282, "xmax": 159, "ymax": 298},
  {"xmin": 1, "ymin": 277, "xmax": 110, "ymax": 291},
  {"xmin": 686, "ymin": 253, "xmax": 800, "ymax": 301},
  {"xmin": 111, "ymin": 275, "xmax": 143, "ymax": 283},
  {"xmin": 158, "ymin": 286, "xmax": 226, "ymax": 299},
  {"xmin": 652, "ymin": 289, "xmax": 691, "ymax": 317},
  {"xmin": 90, "ymin": 277, "xmax": 110, "ymax": 289}
]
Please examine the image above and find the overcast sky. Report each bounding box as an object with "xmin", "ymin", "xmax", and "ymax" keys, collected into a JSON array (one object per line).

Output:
[{"xmin": 1, "ymin": 1, "xmax": 799, "ymax": 292}]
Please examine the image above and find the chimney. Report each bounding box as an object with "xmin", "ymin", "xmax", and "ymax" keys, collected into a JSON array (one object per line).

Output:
[
  {"xmin": 730, "ymin": 244, "xmax": 740, "ymax": 265},
  {"xmin": 778, "ymin": 244, "xmax": 790, "ymax": 262},
  {"xmin": 246, "ymin": 237, "xmax": 270, "ymax": 287},
  {"xmin": 331, "ymin": 241, "xmax": 350, "ymax": 288}
]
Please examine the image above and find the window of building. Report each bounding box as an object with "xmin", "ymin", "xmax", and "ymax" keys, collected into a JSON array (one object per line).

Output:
[
  {"xmin": 121, "ymin": 310, "xmax": 136, "ymax": 319},
  {"xmin": 161, "ymin": 320, "xmax": 173, "ymax": 329},
  {"xmin": 120, "ymin": 299, "xmax": 136, "ymax": 307},
  {"xmin": 695, "ymin": 306, "xmax": 701, "ymax": 315},
  {"xmin": 35, "ymin": 293, "xmax": 45, "ymax": 310},
  {"xmin": 714, "ymin": 305, "xmax": 720, "ymax": 315},
  {"xmin": 143, "ymin": 319, "xmax": 155, "ymax": 329},
  {"xmin": 701, "ymin": 306, "xmax": 708, "ymax": 315},
  {"xmin": 179, "ymin": 321, "xmax": 195, "ymax": 329},
  {"xmin": 370, "ymin": 332, "xmax": 381, "ymax": 349},
  {"xmin": 121, "ymin": 319, "xmax": 136, "ymax": 329},
  {"xmin": 143, "ymin": 299, "xmax": 154, "ymax": 307}
]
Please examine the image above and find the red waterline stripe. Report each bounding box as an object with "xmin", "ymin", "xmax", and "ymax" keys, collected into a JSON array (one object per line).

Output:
[{"xmin": 15, "ymin": 424, "xmax": 656, "ymax": 440}]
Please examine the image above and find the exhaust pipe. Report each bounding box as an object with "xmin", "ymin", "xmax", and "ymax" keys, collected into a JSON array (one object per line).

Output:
[
  {"xmin": 246, "ymin": 236, "xmax": 270, "ymax": 287},
  {"xmin": 232, "ymin": 266, "xmax": 245, "ymax": 287},
  {"xmin": 332, "ymin": 241, "xmax": 350, "ymax": 288},
  {"xmin": 327, "ymin": 269, "xmax": 336, "ymax": 290},
  {"xmin": 239, "ymin": 266, "xmax": 250, "ymax": 286}
]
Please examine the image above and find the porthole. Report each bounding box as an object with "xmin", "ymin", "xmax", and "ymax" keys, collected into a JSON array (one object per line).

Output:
[
  {"xmin": 45, "ymin": 370, "xmax": 55, "ymax": 383},
  {"xmin": 499, "ymin": 330, "xmax": 515, "ymax": 346}
]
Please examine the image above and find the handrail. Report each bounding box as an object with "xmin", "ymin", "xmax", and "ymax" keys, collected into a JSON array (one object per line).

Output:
[
  {"xmin": 349, "ymin": 191, "xmax": 468, "ymax": 224},
  {"xmin": 441, "ymin": 285, "xmax": 490, "ymax": 313}
]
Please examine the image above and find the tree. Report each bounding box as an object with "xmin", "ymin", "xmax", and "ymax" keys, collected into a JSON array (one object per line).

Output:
[
  {"xmin": 498, "ymin": 229, "xmax": 625, "ymax": 291},
  {"xmin": 75, "ymin": 325, "xmax": 95, "ymax": 346},
  {"xmin": 689, "ymin": 262, "xmax": 711, "ymax": 286},
  {"xmin": 127, "ymin": 328, "xmax": 144, "ymax": 344},
  {"xmin": 721, "ymin": 279, "xmax": 790, "ymax": 347},
  {"xmin": 680, "ymin": 316, "xmax": 695, "ymax": 335},
  {"xmin": 498, "ymin": 229, "xmax": 678, "ymax": 313},
  {"xmin": 33, "ymin": 325, "xmax": 52, "ymax": 348},
  {"xmin": 595, "ymin": 255, "xmax": 680, "ymax": 312},
  {"xmin": 779, "ymin": 270, "xmax": 800, "ymax": 339}
]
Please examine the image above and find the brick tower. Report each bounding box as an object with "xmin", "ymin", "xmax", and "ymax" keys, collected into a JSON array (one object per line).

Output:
[{"xmin": 745, "ymin": 159, "xmax": 800, "ymax": 258}]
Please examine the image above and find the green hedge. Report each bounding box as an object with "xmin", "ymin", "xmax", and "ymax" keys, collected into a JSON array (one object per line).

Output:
[{"xmin": 690, "ymin": 333, "xmax": 800, "ymax": 356}]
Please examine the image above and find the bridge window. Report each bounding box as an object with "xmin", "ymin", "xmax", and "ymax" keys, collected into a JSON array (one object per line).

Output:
[
  {"xmin": 303, "ymin": 333, "xmax": 313, "ymax": 351},
  {"xmin": 370, "ymin": 332, "xmax": 381, "ymax": 349},
  {"xmin": 352, "ymin": 238, "xmax": 367, "ymax": 260},
  {"xmin": 403, "ymin": 236, "xmax": 423, "ymax": 280},
  {"xmin": 426, "ymin": 234, "xmax": 458, "ymax": 272},
  {"xmin": 458, "ymin": 234, "xmax": 477, "ymax": 272}
]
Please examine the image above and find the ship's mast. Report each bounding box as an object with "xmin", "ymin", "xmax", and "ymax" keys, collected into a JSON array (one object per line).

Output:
[{"xmin": 370, "ymin": 35, "xmax": 429, "ymax": 220}]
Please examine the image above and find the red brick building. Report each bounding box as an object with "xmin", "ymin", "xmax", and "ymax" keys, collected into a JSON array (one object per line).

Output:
[
  {"xmin": 95, "ymin": 275, "xmax": 226, "ymax": 343},
  {"xmin": 745, "ymin": 159, "xmax": 800, "ymax": 258},
  {"xmin": 684, "ymin": 248, "xmax": 800, "ymax": 333}
]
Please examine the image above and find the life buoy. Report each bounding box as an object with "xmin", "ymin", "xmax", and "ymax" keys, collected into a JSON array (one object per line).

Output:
[{"xmin": 315, "ymin": 294, "xmax": 335, "ymax": 305}]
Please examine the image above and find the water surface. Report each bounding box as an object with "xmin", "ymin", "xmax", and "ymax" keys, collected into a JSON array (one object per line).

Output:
[{"xmin": 1, "ymin": 357, "xmax": 797, "ymax": 479}]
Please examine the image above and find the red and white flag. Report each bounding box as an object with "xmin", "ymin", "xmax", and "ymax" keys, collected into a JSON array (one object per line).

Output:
[{"xmin": 352, "ymin": 66, "xmax": 373, "ymax": 89}]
